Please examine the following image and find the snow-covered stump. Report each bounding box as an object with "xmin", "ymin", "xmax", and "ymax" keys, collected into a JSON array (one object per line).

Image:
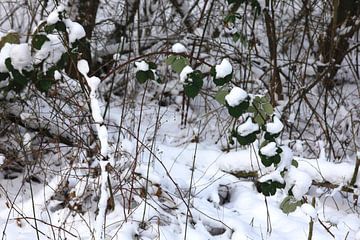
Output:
[{"xmin": 78, "ymin": 59, "xmax": 113, "ymax": 240}]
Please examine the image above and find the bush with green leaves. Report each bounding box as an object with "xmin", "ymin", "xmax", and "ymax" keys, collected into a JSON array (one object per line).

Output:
[
  {"xmin": 0, "ymin": 6, "xmax": 85, "ymax": 94},
  {"xmin": 0, "ymin": 4, "xmax": 299, "ymax": 209},
  {"xmin": 135, "ymin": 52, "xmax": 297, "ymax": 198}
]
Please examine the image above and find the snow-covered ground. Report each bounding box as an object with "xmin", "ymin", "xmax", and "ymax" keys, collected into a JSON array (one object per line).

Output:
[{"xmin": 1, "ymin": 99, "xmax": 360, "ymax": 240}]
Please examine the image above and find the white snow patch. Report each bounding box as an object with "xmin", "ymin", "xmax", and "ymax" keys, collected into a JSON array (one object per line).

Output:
[
  {"xmin": 23, "ymin": 132, "xmax": 32, "ymax": 149},
  {"xmin": 98, "ymin": 126, "xmax": 109, "ymax": 157},
  {"xmin": 33, "ymin": 34, "xmax": 66, "ymax": 70},
  {"xmin": 260, "ymin": 142, "xmax": 277, "ymax": 157},
  {"xmin": 47, "ymin": 10, "xmax": 60, "ymax": 25},
  {"xmin": 266, "ymin": 115, "xmax": 283, "ymax": 134},
  {"xmin": 225, "ymin": 87, "xmax": 248, "ymax": 107},
  {"xmin": 285, "ymin": 166, "xmax": 312, "ymax": 200},
  {"xmin": 278, "ymin": 145, "xmax": 293, "ymax": 171},
  {"xmin": 172, "ymin": 43, "xmax": 187, "ymax": 53},
  {"xmin": 64, "ymin": 19, "xmax": 86, "ymax": 43},
  {"xmin": 10, "ymin": 43, "xmax": 32, "ymax": 72},
  {"xmin": 179, "ymin": 65, "xmax": 193, "ymax": 82},
  {"xmin": 0, "ymin": 155, "xmax": 4, "ymax": 165},
  {"xmin": 237, "ymin": 118, "xmax": 259, "ymax": 136},
  {"xmin": 113, "ymin": 53, "xmax": 120, "ymax": 61},
  {"xmin": 301, "ymin": 203, "xmax": 317, "ymax": 220},
  {"xmin": 77, "ymin": 59, "xmax": 89, "ymax": 76},
  {"xmin": 54, "ymin": 70, "xmax": 61, "ymax": 80},
  {"xmin": 0, "ymin": 43, "xmax": 13, "ymax": 72},
  {"xmin": 90, "ymin": 98, "xmax": 103, "ymax": 123},
  {"xmin": 215, "ymin": 59, "xmax": 232, "ymax": 78},
  {"xmin": 20, "ymin": 112, "xmax": 32, "ymax": 121},
  {"xmin": 135, "ymin": 60, "xmax": 149, "ymax": 72},
  {"xmin": 259, "ymin": 170, "xmax": 284, "ymax": 183},
  {"xmin": 87, "ymin": 76, "xmax": 101, "ymax": 92}
]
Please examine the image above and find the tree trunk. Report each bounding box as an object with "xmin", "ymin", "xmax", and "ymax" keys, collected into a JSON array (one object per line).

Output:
[{"xmin": 318, "ymin": 0, "xmax": 360, "ymax": 89}]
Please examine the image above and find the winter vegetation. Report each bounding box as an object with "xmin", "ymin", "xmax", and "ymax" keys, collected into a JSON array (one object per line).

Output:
[{"xmin": 1, "ymin": 0, "xmax": 360, "ymax": 239}]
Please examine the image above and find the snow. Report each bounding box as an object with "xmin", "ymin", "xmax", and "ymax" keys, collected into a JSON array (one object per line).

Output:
[
  {"xmin": 10, "ymin": 43, "xmax": 32, "ymax": 72},
  {"xmin": 215, "ymin": 59, "xmax": 232, "ymax": 78},
  {"xmin": 301, "ymin": 203, "xmax": 317, "ymax": 220},
  {"xmin": 259, "ymin": 170, "xmax": 284, "ymax": 183},
  {"xmin": 33, "ymin": 34, "xmax": 66, "ymax": 71},
  {"xmin": 0, "ymin": 43, "xmax": 12, "ymax": 72},
  {"xmin": 172, "ymin": 43, "xmax": 187, "ymax": 53},
  {"xmin": 98, "ymin": 125, "xmax": 109, "ymax": 156},
  {"xmin": 77, "ymin": 59, "xmax": 89, "ymax": 76},
  {"xmin": 135, "ymin": 60, "xmax": 149, "ymax": 72},
  {"xmin": 47, "ymin": 10, "xmax": 60, "ymax": 25},
  {"xmin": 285, "ymin": 166, "xmax": 313, "ymax": 200},
  {"xmin": 266, "ymin": 115, "xmax": 284, "ymax": 134},
  {"xmin": 63, "ymin": 19, "xmax": 86, "ymax": 43},
  {"xmin": 237, "ymin": 117, "xmax": 259, "ymax": 136},
  {"xmin": 0, "ymin": 154, "xmax": 4, "ymax": 165},
  {"xmin": 54, "ymin": 70, "xmax": 61, "ymax": 80},
  {"xmin": 2, "ymin": 3, "xmax": 360, "ymax": 240},
  {"xmin": 179, "ymin": 65, "xmax": 193, "ymax": 82},
  {"xmin": 23, "ymin": 132, "xmax": 31, "ymax": 149},
  {"xmin": 113, "ymin": 53, "xmax": 120, "ymax": 61},
  {"xmin": 260, "ymin": 141, "xmax": 278, "ymax": 157},
  {"xmin": 225, "ymin": 87, "xmax": 248, "ymax": 107},
  {"xmin": 278, "ymin": 145, "xmax": 293, "ymax": 171},
  {"xmin": 87, "ymin": 76, "xmax": 101, "ymax": 92}
]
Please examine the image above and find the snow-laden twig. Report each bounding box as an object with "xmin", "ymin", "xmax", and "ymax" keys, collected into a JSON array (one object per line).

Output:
[{"xmin": 77, "ymin": 59, "xmax": 112, "ymax": 240}]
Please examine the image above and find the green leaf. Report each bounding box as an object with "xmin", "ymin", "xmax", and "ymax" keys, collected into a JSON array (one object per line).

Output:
[
  {"xmin": 210, "ymin": 66, "xmax": 216, "ymax": 77},
  {"xmin": 264, "ymin": 131, "xmax": 280, "ymax": 141},
  {"xmin": 213, "ymin": 72, "xmax": 232, "ymax": 86},
  {"xmin": 32, "ymin": 34, "xmax": 49, "ymax": 50},
  {"xmin": 224, "ymin": 14, "xmax": 236, "ymax": 24},
  {"xmin": 57, "ymin": 53, "xmax": 68, "ymax": 69},
  {"xmin": 0, "ymin": 32, "xmax": 20, "ymax": 49},
  {"xmin": 55, "ymin": 21, "xmax": 66, "ymax": 32},
  {"xmin": 9, "ymin": 70, "xmax": 29, "ymax": 92},
  {"xmin": 227, "ymin": 100, "xmax": 249, "ymax": 118},
  {"xmin": 254, "ymin": 113, "xmax": 265, "ymax": 126},
  {"xmin": 257, "ymin": 181, "xmax": 277, "ymax": 196},
  {"xmin": 136, "ymin": 71, "xmax": 149, "ymax": 84},
  {"xmin": 171, "ymin": 57, "xmax": 188, "ymax": 73},
  {"xmin": 136, "ymin": 70, "xmax": 155, "ymax": 84},
  {"xmin": 232, "ymin": 32, "xmax": 240, "ymax": 42},
  {"xmin": 148, "ymin": 62, "xmax": 157, "ymax": 69},
  {"xmin": 291, "ymin": 160, "xmax": 299, "ymax": 168},
  {"xmin": 165, "ymin": 55, "xmax": 176, "ymax": 65},
  {"xmin": 44, "ymin": 24, "xmax": 56, "ymax": 34},
  {"xmin": 233, "ymin": 131, "xmax": 258, "ymax": 146},
  {"xmin": 280, "ymin": 196, "xmax": 303, "ymax": 214},
  {"xmin": 37, "ymin": 76, "xmax": 53, "ymax": 92},
  {"xmin": 215, "ymin": 89, "xmax": 228, "ymax": 105},
  {"xmin": 0, "ymin": 72, "xmax": 9, "ymax": 81},
  {"xmin": 184, "ymin": 70, "xmax": 203, "ymax": 98},
  {"xmin": 263, "ymin": 102, "xmax": 274, "ymax": 115},
  {"xmin": 259, "ymin": 147, "xmax": 283, "ymax": 167},
  {"xmin": 5, "ymin": 58, "xmax": 14, "ymax": 72}
]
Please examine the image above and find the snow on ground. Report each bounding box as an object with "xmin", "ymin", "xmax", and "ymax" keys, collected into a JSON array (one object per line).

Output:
[{"xmin": 1, "ymin": 97, "xmax": 360, "ymax": 240}]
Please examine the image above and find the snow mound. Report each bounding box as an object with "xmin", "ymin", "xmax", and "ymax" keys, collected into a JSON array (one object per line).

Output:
[
  {"xmin": 225, "ymin": 87, "xmax": 248, "ymax": 107},
  {"xmin": 172, "ymin": 43, "xmax": 187, "ymax": 53},
  {"xmin": 215, "ymin": 59, "xmax": 232, "ymax": 78}
]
